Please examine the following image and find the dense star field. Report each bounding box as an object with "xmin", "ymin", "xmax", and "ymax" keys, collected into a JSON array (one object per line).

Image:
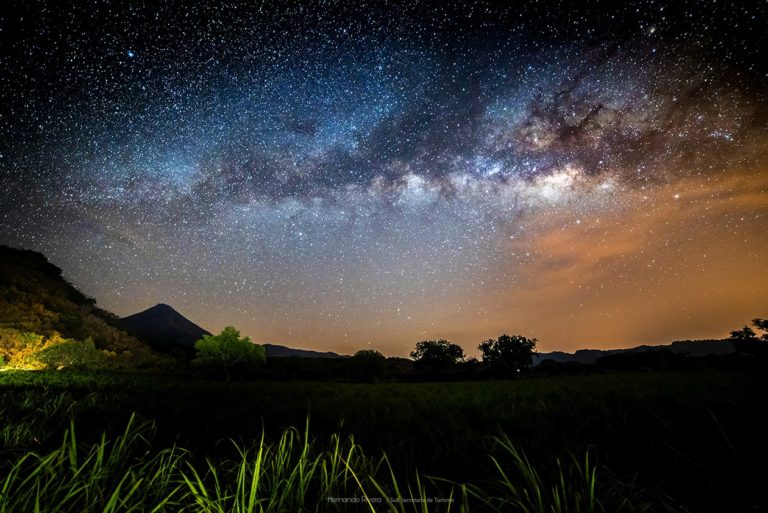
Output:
[{"xmin": 1, "ymin": 1, "xmax": 766, "ymax": 355}]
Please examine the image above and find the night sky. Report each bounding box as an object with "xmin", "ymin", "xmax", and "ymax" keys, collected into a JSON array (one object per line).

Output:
[{"xmin": 1, "ymin": 1, "xmax": 766, "ymax": 356}]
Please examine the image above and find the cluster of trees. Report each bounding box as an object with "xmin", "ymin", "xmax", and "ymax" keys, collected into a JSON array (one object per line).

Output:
[
  {"xmin": 190, "ymin": 329, "xmax": 537, "ymax": 381},
  {"xmin": 341, "ymin": 334, "xmax": 538, "ymax": 380},
  {"xmin": 0, "ymin": 328, "xmax": 144, "ymax": 371},
  {"xmin": 407, "ymin": 334, "xmax": 537, "ymax": 376}
]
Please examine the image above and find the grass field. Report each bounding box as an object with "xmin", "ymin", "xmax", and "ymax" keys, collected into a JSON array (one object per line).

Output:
[{"xmin": 0, "ymin": 369, "xmax": 766, "ymax": 512}]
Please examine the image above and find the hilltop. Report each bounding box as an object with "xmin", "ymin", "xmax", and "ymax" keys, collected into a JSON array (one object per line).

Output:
[{"xmin": 120, "ymin": 303, "xmax": 210, "ymax": 353}]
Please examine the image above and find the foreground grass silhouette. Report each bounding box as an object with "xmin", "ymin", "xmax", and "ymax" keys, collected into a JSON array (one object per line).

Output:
[
  {"xmin": 0, "ymin": 369, "xmax": 765, "ymax": 511},
  {"xmin": 1, "ymin": 414, "xmax": 658, "ymax": 513}
]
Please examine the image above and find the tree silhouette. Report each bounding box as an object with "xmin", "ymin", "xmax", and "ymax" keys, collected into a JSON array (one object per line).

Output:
[
  {"xmin": 410, "ymin": 339, "xmax": 464, "ymax": 374},
  {"xmin": 193, "ymin": 326, "xmax": 266, "ymax": 381},
  {"xmin": 350, "ymin": 349, "xmax": 387, "ymax": 382},
  {"xmin": 478, "ymin": 334, "xmax": 537, "ymax": 375},
  {"xmin": 730, "ymin": 325, "xmax": 757, "ymax": 341},
  {"xmin": 730, "ymin": 319, "xmax": 768, "ymax": 357},
  {"xmin": 752, "ymin": 319, "xmax": 768, "ymax": 340}
]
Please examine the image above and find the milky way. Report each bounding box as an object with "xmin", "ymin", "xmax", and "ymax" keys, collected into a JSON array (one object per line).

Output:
[{"xmin": 1, "ymin": 1, "xmax": 766, "ymax": 355}]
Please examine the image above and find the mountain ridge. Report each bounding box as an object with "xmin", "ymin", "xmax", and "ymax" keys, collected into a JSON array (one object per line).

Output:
[
  {"xmin": 262, "ymin": 343, "xmax": 346, "ymax": 359},
  {"xmin": 534, "ymin": 339, "xmax": 734, "ymax": 365}
]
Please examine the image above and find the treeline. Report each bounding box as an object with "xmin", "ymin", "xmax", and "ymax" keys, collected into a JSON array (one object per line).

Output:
[
  {"xmin": 187, "ymin": 326, "xmax": 768, "ymax": 382},
  {"xmin": 257, "ymin": 348, "xmax": 766, "ymax": 383},
  {"xmin": 187, "ymin": 329, "xmax": 540, "ymax": 381}
]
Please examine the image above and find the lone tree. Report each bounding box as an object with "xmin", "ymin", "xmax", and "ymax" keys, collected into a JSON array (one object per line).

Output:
[
  {"xmin": 193, "ymin": 326, "xmax": 266, "ymax": 381},
  {"xmin": 350, "ymin": 349, "xmax": 387, "ymax": 382},
  {"xmin": 478, "ymin": 334, "xmax": 537, "ymax": 375},
  {"xmin": 410, "ymin": 339, "xmax": 464, "ymax": 374},
  {"xmin": 730, "ymin": 318, "xmax": 768, "ymax": 356}
]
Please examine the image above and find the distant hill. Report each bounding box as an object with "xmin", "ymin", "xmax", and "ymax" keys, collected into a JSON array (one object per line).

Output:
[
  {"xmin": 668, "ymin": 339, "xmax": 735, "ymax": 356},
  {"xmin": 0, "ymin": 245, "xmax": 170, "ymax": 369},
  {"xmin": 535, "ymin": 339, "xmax": 734, "ymax": 365},
  {"xmin": 263, "ymin": 343, "xmax": 346, "ymax": 359},
  {"xmin": 120, "ymin": 304, "xmax": 210, "ymax": 351}
]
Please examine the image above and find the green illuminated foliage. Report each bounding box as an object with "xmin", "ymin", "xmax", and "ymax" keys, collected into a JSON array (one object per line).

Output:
[
  {"xmin": 0, "ymin": 246, "xmax": 173, "ymax": 371},
  {"xmin": 192, "ymin": 326, "xmax": 266, "ymax": 380}
]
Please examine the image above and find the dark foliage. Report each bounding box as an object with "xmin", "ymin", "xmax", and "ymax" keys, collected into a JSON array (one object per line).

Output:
[
  {"xmin": 730, "ymin": 318, "xmax": 768, "ymax": 357},
  {"xmin": 350, "ymin": 349, "xmax": 387, "ymax": 382},
  {"xmin": 479, "ymin": 334, "xmax": 537, "ymax": 376},
  {"xmin": 410, "ymin": 339, "xmax": 465, "ymax": 374}
]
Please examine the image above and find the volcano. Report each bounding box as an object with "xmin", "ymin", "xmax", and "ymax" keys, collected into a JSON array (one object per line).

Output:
[{"xmin": 120, "ymin": 303, "xmax": 210, "ymax": 351}]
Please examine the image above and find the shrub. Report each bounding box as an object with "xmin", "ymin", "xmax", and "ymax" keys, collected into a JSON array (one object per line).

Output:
[{"xmin": 193, "ymin": 326, "xmax": 266, "ymax": 381}]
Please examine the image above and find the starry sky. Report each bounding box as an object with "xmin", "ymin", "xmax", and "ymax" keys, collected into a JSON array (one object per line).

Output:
[{"xmin": 1, "ymin": 0, "xmax": 766, "ymax": 356}]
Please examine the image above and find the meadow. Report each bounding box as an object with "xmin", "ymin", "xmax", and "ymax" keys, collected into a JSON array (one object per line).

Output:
[{"xmin": 0, "ymin": 368, "xmax": 765, "ymax": 512}]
